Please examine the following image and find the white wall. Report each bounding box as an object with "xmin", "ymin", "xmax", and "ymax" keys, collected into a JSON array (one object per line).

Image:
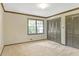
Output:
[
  {"xmin": 4, "ymin": 12, "xmax": 47, "ymax": 45},
  {"xmin": 0, "ymin": 4, "xmax": 4, "ymax": 54},
  {"xmin": 47, "ymin": 9, "xmax": 79, "ymax": 45},
  {"xmin": 4, "ymin": 4, "xmax": 79, "ymax": 46}
]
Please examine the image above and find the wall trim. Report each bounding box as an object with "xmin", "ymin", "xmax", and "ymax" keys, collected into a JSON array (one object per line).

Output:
[
  {"xmin": 5, "ymin": 10, "xmax": 47, "ymax": 18},
  {"xmin": 0, "ymin": 39, "xmax": 47, "ymax": 55},
  {"xmin": 47, "ymin": 7, "xmax": 79, "ymax": 18},
  {"xmin": 5, "ymin": 39, "xmax": 47, "ymax": 46},
  {"xmin": 1, "ymin": 3, "xmax": 47, "ymax": 18}
]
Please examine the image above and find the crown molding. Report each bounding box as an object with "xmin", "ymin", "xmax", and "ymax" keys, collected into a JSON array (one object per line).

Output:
[
  {"xmin": 46, "ymin": 7, "xmax": 79, "ymax": 18},
  {"xmin": 1, "ymin": 3, "xmax": 47, "ymax": 18},
  {"xmin": 5, "ymin": 10, "xmax": 47, "ymax": 18}
]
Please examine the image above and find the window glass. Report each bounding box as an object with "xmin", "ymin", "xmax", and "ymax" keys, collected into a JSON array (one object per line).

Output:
[
  {"xmin": 37, "ymin": 21, "xmax": 43, "ymax": 33},
  {"xmin": 28, "ymin": 20, "xmax": 36, "ymax": 34},
  {"xmin": 28, "ymin": 19, "xmax": 44, "ymax": 34}
]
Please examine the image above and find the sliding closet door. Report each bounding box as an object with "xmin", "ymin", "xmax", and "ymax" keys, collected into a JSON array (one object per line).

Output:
[
  {"xmin": 50, "ymin": 19, "xmax": 57, "ymax": 42},
  {"xmin": 66, "ymin": 16, "xmax": 73, "ymax": 46},
  {"xmin": 72, "ymin": 16, "xmax": 79, "ymax": 48},
  {"xmin": 47, "ymin": 18, "xmax": 61, "ymax": 44},
  {"xmin": 56, "ymin": 19, "xmax": 61, "ymax": 43},
  {"xmin": 66, "ymin": 14, "xmax": 79, "ymax": 48},
  {"xmin": 47, "ymin": 20, "xmax": 52, "ymax": 40},
  {"xmin": 47, "ymin": 20, "xmax": 55, "ymax": 41}
]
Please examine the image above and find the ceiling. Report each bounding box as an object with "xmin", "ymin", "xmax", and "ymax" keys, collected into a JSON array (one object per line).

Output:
[{"xmin": 3, "ymin": 3, "xmax": 79, "ymax": 17}]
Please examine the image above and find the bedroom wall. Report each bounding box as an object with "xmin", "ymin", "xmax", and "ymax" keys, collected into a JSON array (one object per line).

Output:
[
  {"xmin": 47, "ymin": 9, "xmax": 79, "ymax": 45},
  {"xmin": 3, "ymin": 4, "xmax": 79, "ymax": 45},
  {"xmin": 0, "ymin": 4, "xmax": 4, "ymax": 54},
  {"xmin": 4, "ymin": 12, "xmax": 47, "ymax": 45}
]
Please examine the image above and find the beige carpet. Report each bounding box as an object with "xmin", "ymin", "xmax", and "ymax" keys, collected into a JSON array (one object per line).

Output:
[{"xmin": 2, "ymin": 40, "xmax": 79, "ymax": 56}]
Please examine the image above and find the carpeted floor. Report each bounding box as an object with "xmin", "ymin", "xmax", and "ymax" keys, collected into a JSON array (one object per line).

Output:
[{"xmin": 2, "ymin": 40, "xmax": 79, "ymax": 56}]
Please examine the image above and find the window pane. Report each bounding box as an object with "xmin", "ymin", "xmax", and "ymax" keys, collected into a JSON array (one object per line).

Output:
[
  {"xmin": 37, "ymin": 21, "xmax": 44, "ymax": 33},
  {"xmin": 37, "ymin": 21, "xmax": 43, "ymax": 26},
  {"xmin": 29, "ymin": 20, "xmax": 36, "ymax": 26},
  {"xmin": 28, "ymin": 20, "xmax": 36, "ymax": 34}
]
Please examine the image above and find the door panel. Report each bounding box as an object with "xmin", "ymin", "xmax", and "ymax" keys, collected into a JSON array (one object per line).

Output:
[
  {"xmin": 56, "ymin": 19, "xmax": 61, "ymax": 43},
  {"xmin": 66, "ymin": 15, "xmax": 79, "ymax": 48},
  {"xmin": 66, "ymin": 16, "xmax": 73, "ymax": 46},
  {"xmin": 47, "ymin": 20, "xmax": 52, "ymax": 40},
  {"xmin": 47, "ymin": 18, "xmax": 61, "ymax": 44},
  {"xmin": 72, "ymin": 16, "xmax": 79, "ymax": 48}
]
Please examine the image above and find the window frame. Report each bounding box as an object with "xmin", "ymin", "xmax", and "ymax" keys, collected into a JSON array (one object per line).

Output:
[{"xmin": 27, "ymin": 18, "xmax": 44, "ymax": 35}]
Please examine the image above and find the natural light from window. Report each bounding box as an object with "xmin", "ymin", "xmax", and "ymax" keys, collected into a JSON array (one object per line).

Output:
[{"xmin": 28, "ymin": 19, "xmax": 44, "ymax": 34}]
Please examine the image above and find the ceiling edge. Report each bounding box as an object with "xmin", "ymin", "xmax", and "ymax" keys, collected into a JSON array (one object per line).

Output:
[
  {"xmin": 1, "ymin": 3, "xmax": 47, "ymax": 18},
  {"xmin": 46, "ymin": 7, "xmax": 79, "ymax": 18},
  {"xmin": 1, "ymin": 3, "xmax": 79, "ymax": 18}
]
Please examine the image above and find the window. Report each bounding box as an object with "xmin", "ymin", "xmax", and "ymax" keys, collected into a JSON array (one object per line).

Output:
[
  {"xmin": 27, "ymin": 19, "xmax": 44, "ymax": 34},
  {"xmin": 28, "ymin": 20, "xmax": 36, "ymax": 34},
  {"xmin": 37, "ymin": 20, "xmax": 43, "ymax": 33}
]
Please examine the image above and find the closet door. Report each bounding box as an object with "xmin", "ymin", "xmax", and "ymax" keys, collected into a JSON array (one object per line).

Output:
[
  {"xmin": 47, "ymin": 20, "xmax": 52, "ymax": 40},
  {"xmin": 66, "ymin": 16, "xmax": 73, "ymax": 46},
  {"xmin": 53, "ymin": 18, "xmax": 61, "ymax": 43},
  {"xmin": 47, "ymin": 18, "xmax": 61, "ymax": 44},
  {"xmin": 47, "ymin": 20, "xmax": 55, "ymax": 41},
  {"xmin": 66, "ymin": 15, "xmax": 79, "ymax": 48},
  {"xmin": 51, "ymin": 19, "xmax": 56, "ymax": 41},
  {"xmin": 72, "ymin": 16, "xmax": 79, "ymax": 48},
  {"xmin": 56, "ymin": 19, "xmax": 61, "ymax": 43}
]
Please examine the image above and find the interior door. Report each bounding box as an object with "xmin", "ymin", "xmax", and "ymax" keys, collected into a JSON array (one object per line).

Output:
[
  {"xmin": 72, "ymin": 16, "xmax": 79, "ymax": 48},
  {"xmin": 66, "ymin": 16, "xmax": 73, "ymax": 46},
  {"xmin": 66, "ymin": 15, "xmax": 79, "ymax": 48},
  {"xmin": 47, "ymin": 18, "xmax": 61, "ymax": 44},
  {"xmin": 56, "ymin": 19, "xmax": 61, "ymax": 43},
  {"xmin": 47, "ymin": 20, "xmax": 52, "ymax": 40}
]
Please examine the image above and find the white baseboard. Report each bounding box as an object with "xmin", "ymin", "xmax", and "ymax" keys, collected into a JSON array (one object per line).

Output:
[{"xmin": 5, "ymin": 39, "xmax": 47, "ymax": 46}]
